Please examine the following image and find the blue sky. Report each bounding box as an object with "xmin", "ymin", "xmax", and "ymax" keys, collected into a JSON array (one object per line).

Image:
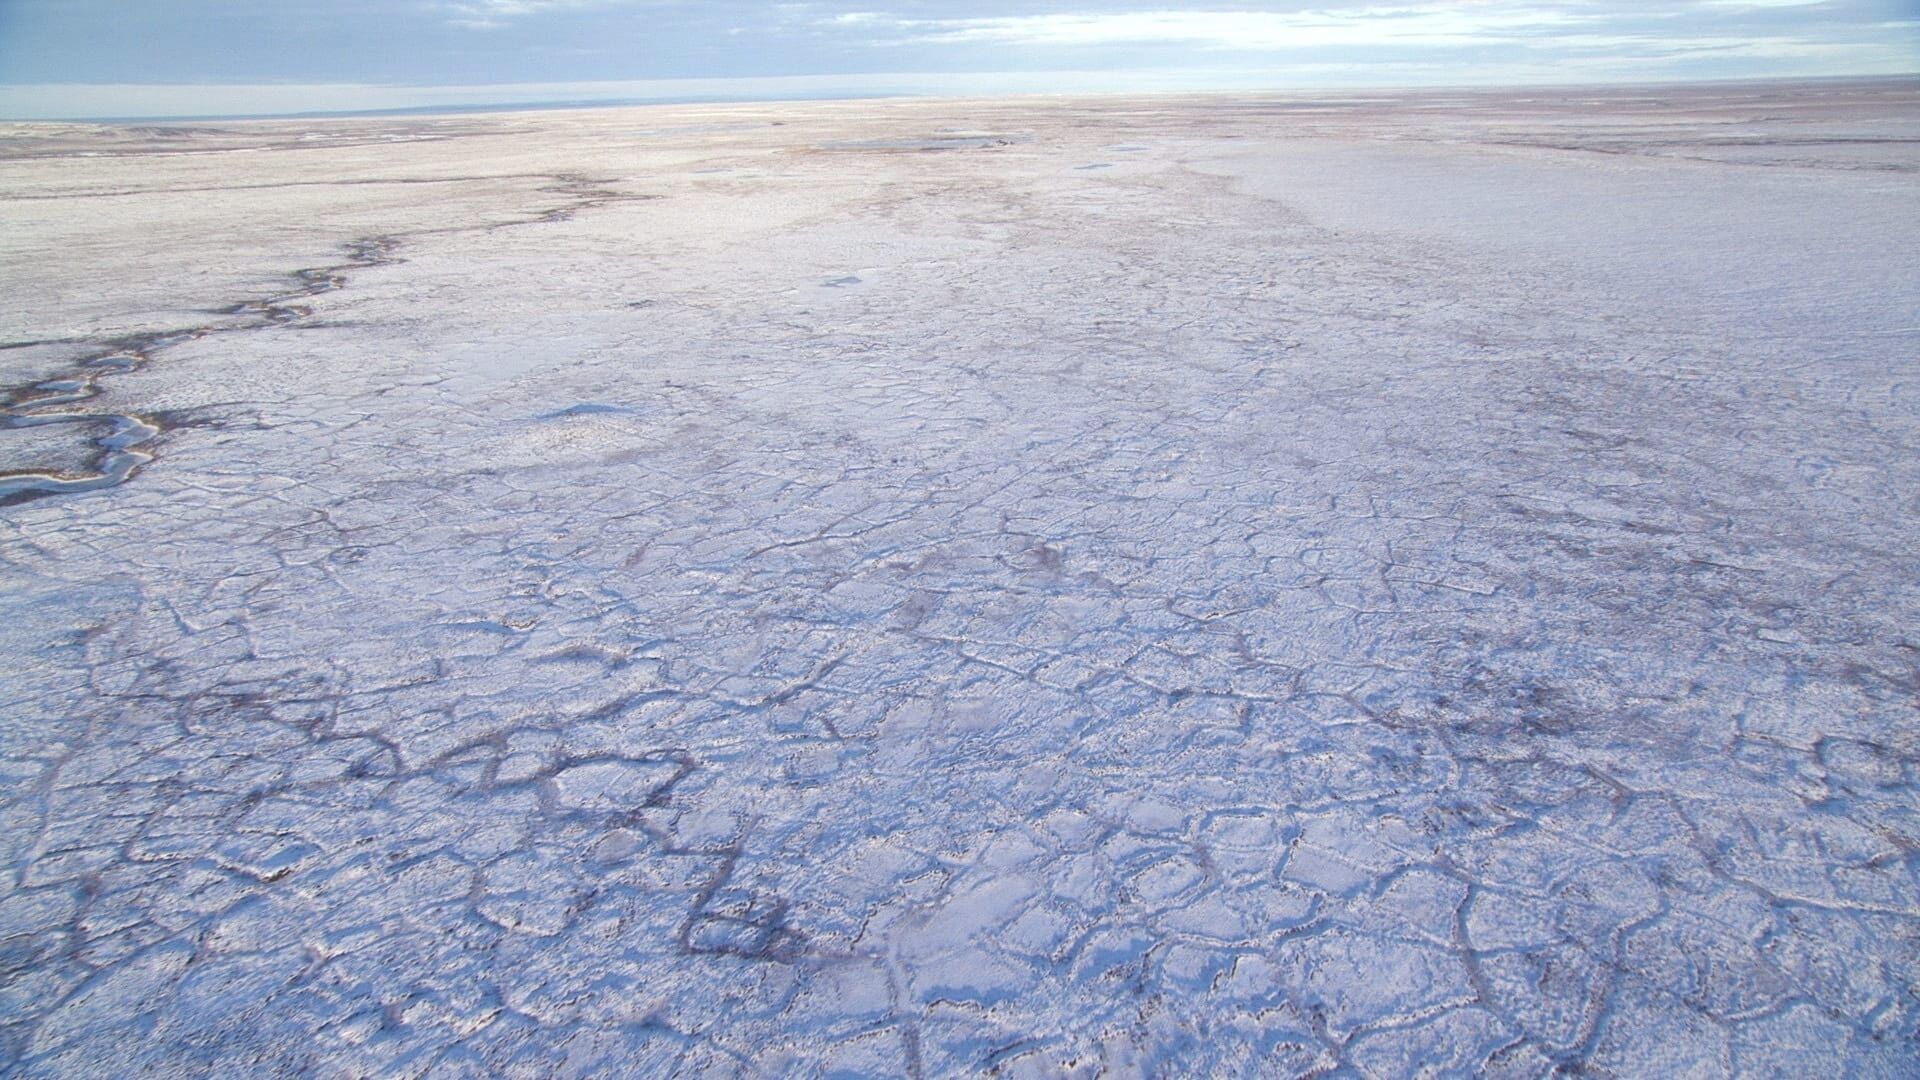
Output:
[{"xmin": 0, "ymin": 1, "xmax": 1914, "ymax": 118}]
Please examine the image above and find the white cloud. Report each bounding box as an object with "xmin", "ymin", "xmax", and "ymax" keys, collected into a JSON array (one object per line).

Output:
[
  {"xmin": 818, "ymin": 4, "xmax": 1920, "ymax": 68},
  {"xmin": 7, "ymin": 47, "xmax": 1915, "ymax": 121},
  {"xmin": 858, "ymin": 7, "xmax": 1596, "ymax": 51},
  {"xmin": 438, "ymin": 0, "xmax": 657, "ymax": 30}
]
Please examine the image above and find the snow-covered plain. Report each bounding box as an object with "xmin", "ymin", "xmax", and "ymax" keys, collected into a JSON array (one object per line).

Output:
[{"xmin": 2, "ymin": 80, "xmax": 1918, "ymax": 1075}]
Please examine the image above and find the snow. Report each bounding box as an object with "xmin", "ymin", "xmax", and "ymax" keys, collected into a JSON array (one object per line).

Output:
[{"xmin": 2, "ymin": 79, "xmax": 1918, "ymax": 1074}]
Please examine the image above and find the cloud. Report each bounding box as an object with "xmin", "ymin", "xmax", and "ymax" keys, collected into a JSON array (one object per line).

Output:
[
  {"xmin": 868, "ymin": 8, "xmax": 1595, "ymax": 51},
  {"xmin": 438, "ymin": 0, "xmax": 655, "ymax": 30},
  {"xmin": 0, "ymin": 0, "xmax": 1911, "ymax": 116},
  {"xmin": 813, "ymin": 3, "xmax": 1918, "ymax": 69}
]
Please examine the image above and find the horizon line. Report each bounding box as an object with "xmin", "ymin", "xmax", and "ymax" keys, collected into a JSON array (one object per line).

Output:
[{"xmin": 4, "ymin": 68, "xmax": 1917, "ymax": 124}]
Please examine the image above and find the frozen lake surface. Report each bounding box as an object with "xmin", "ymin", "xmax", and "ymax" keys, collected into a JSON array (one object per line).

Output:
[{"xmin": 2, "ymin": 80, "xmax": 1918, "ymax": 1075}]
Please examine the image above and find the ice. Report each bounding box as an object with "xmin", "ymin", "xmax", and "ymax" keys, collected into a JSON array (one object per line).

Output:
[{"xmin": 2, "ymin": 80, "xmax": 1918, "ymax": 1074}]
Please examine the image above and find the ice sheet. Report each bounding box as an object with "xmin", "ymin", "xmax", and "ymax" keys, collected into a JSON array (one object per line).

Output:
[{"xmin": 2, "ymin": 81, "xmax": 1917, "ymax": 1075}]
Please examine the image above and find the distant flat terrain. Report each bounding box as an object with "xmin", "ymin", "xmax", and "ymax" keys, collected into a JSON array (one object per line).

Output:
[{"xmin": 2, "ymin": 80, "xmax": 1917, "ymax": 1075}]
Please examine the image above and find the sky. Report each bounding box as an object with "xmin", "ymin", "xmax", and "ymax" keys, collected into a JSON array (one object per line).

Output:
[{"xmin": 0, "ymin": 0, "xmax": 1915, "ymax": 118}]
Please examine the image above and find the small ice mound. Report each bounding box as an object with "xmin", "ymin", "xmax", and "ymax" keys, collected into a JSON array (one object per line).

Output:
[
  {"xmin": 1076, "ymin": 163, "xmax": 1113, "ymax": 171},
  {"xmin": 1106, "ymin": 144, "xmax": 1151, "ymax": 152},
  {"xmin": 817, "ymin": 134, "xmax": 1019, "ymax": 152},
  {"xmin": 538, "ymin": 402, "xmax": 632, "ymax": 419},
  {"xmin": 819, "ymin": 269, "xmax": 880, "ymax": 290},
  {"xmin": 488, "ymin": 400, "xmax": 660, "ymax": 468}
]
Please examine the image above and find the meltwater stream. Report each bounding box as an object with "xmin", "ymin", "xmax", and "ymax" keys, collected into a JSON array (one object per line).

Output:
[
  {"xmin": 0, "ymin": 237, "xmax": 399, "ymax": 507},
  {"xmin": 0, "ymin": 172, "xmax": 650, "ymax": 508}
]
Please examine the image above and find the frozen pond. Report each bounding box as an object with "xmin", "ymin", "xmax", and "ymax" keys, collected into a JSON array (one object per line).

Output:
[{"xmin": 2, "ymin": 80, "xmax": 1918, "ymax": 1075}]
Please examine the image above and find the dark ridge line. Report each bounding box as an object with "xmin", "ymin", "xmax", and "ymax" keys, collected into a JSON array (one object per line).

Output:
[
  {"xmin": 0, "ymin": 337, "xmax": 97, "ymax": 351},
  {"xmin": 0, "ymin": 130, "xmax": 492, "ymax": 164},
  {"xmin": 0, "ymin": 173, "xmax": 658, "ymax": 509},
  {"xmin": 0, "ymin": 173, "xmax": 605, "ymax": 202},
  {"xmin": 20, "ymin": 89, "xmax": 906, "ymax": 126}
]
